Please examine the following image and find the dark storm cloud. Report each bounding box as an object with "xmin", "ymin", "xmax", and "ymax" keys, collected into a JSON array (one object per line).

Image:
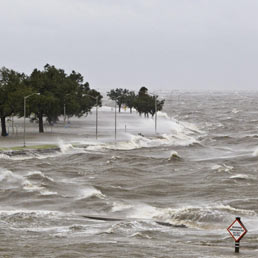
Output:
[{"xmin": 1, "ymin": 0, "xmax": 258, "ymax": 91}]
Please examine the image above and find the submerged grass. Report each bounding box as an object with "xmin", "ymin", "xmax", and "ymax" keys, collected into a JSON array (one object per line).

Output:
[{"xmin": 0, "ymin": 144, "xmax": 59, "ymax": 151}]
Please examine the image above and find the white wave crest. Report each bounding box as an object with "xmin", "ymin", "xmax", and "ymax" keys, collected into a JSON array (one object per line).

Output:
[
  {"xmin": 0, "ymin": 168, "xmax": 29, "ymax": 188},
  {"xmin": 89, "ymin": 131, "xmax": 198, "ymax": 152},
  {"xmin": 23, "ymin": 183, "xmax": 44, "ymax": 192},
  {"xmin": 0, "ymin": 154, "xmax": 11, "ymax": 160},
  {"xmin": 0, "ymin": 168, "xmax": 53, "ymax": 193},
  {"xmin": 130, "ymin": 232, "xmax": 152, "ymax": 239},
  {"xmin": 108, "ymin": 135, "xmax": 152, "ymax": 150},
  {"xmin": 232, "ymin": 108, "xmax": 240, "ymax": 114},
  {"xmin": 252, "ymin": 148, "xmax": 258, "ymax": 157},
  {"xmin": 217, "ymin": 204, "xmax": 255, "ymax": 215},
  {"xmin": 0, "ymin": 148, "xmax": 76, "ymax": 161},
  {"xmin": 162, "ymin": 133, "xmax": 198, "ymax": 146},
  {"xmin": 86, "ymin": 144, "xmax": 106, "ymax": 151},
  {"xmin": 112, "ymin": 202, "xmax": 133, "ymax": 212},
  {"xmin": 211, "ymin": 164, "xmax": 234, "ymax": 173},
  {"xmin": 57, "ymin": 140, "xmax": 86, "ymax": 155},
  {"xmin": 26, "ymin": 171, "xmax": 54, "ymax": 182},
  {"xmin": 0, "ymin": 153, "xmax": 34, "ymax": 161},
  {"xmin": 125, "ymin": 203, "xmax": 256, "ymax": 228},
  {"xmin": 76, "ymin": 187, "xmax": 105, "ymax": 200},
  {"xmin": 82, "ymin": 113, "xmax": 201, "ymax": 151},
  {"xmin": 230, "ymin": 174, "xmax": 250, "ymax": 180},
  {"xmin": 0, "ymin": 209, "xmax": 63, "ymax": 218},
  {"xmin": 168, "ymin": 151, "xmax": 181, "ymax": 161},
  {"xmin": 40, "ymin": 190, "xmax": 58, "ymax": 196},
  {"xmin": 58, "ymin": 142, "xmax": 74, "ymax": 153}
]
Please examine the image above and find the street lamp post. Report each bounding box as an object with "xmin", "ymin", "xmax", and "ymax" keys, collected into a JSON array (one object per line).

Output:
[
  {"xmin": 96, "ymin": 96, "xmax": 98, "ymax": 140},
  {"xmin": 64, "ymin": 103, "xmax": 66, "ymax": 126},
  {"xmin": 149, "ymin": 92, "xmax": 158, "ymax": 134},
  {"xmin": 64, "ymin": 93, "xmax": 71, "ymax": 127},
  {"xmin": 154, "ymin": 95, "xmax": 157, "ymax": 134},
  {"xmin": 23, "ymin": 93, "xmax": 40, "ymax": 147},
  {"xmin": 84, "ymin": 94, "xmax": 99, "ymax": 140},
  {"xmin": 115, "ymin": 101, "xmax": 117, "ymax": 141}
]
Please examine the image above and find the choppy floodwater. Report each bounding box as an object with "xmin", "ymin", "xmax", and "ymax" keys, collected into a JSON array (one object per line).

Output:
[{"xmin": 1, "ymin": 91, "xmax": 258, "ymax": 257}]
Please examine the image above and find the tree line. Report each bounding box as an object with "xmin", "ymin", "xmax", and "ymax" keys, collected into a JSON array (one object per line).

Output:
[
  {"xmin": 0, "ymin": 65, "xmax": 165, "ymax": 137},
  {"xmin": 107, "ymin": 86, "xmax": 165, "ymax": 116},
  {"xmin": 0, "ymin": 64, "xmax": 102, "ymax": 136}
]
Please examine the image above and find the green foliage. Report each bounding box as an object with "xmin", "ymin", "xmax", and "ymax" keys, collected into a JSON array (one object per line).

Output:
[
  {"xmin": 107, "ymin": 88, "xmax": 129, "ymax": 112},
  {"xmin": 134, "ymin": 94, "xmax": 151, "ymax": 116},
  {"xmin": 107, "ymin": 86, "xmax": 165, "ymax": 117},
  {"xmin": 0, "ymin": 67, "xmax": 29, "ymax": 136},
  {"xmin": 0, "ymin": 144, "xmax": 58, "ymax": 151},
  {"xmin": 0, "ymin": 64, "xmax": 102, "ymax": 136},
  {"xmin": 26, "ymin": 64, "xmax": 103, "ymax": 132},
  {"xmin": 0, "ymin": 64, "xmax": 165, "ymax": 138},
  {"xmin": 124, "ymin": 91, "xmax": 136, "ymax": 113},
  {"xmin": 131, "ymin": 86, "xmax": 165, "ymax": 117},
  {"xmin": 26, "ymin": 65, "xmax": 65, "ymax": 131},
  {"xmin": 139, "ymin": 86, "xmax": 148, "ymax": 96}
]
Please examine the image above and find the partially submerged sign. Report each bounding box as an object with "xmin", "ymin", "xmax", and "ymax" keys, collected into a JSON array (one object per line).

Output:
[
  {"xmin": 227, "ymin": 217, "xmax": 247, "ymax": 242},
  {"xmin": 227, "ymin": 217, "xmax": 247, "ymax": 253}
]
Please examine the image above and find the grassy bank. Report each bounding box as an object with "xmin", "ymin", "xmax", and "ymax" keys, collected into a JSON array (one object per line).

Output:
[{"xmin": 0, "ymin": 144, "xmax": 59, "ymax": 152}]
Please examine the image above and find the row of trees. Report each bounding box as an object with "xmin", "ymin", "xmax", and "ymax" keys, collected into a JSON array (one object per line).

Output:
[
  {"xmin": 107, "ymin": 87, "xmax": 165, "ymax": 116},
  {"xmin": 0, "ymin": 65, "xmax": 165, "ymax": 137},
  {"xmin": 0, "ymin": 64, "xmax": 102, "ymax": 136}
]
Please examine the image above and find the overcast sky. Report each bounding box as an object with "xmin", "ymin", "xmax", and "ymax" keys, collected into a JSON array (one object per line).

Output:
[{"xmin": 1, "ymin": 0, "xmax": 258, "ymax": 92}]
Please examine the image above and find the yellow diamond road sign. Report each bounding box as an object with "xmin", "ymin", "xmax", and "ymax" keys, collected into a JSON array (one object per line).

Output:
[{"xmin": 227, "ymin": 218, "xmax": 247, "ymax": 242}]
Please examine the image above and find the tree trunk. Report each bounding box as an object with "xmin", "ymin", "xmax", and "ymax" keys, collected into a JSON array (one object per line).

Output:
[
  {"xmin": 1, "ymin": 117, "xmax": 8, "ymax": 136},
  {"xmin": 130, "ymin": 108, "xmax": 132, "ymax": 114},
  {"xmin": 118, "ymin": 104, "xmax": 121, "ymax": 113},
  {"xmin": 38, "ymin": 112, "xmax": 44, "ymax": 133}
]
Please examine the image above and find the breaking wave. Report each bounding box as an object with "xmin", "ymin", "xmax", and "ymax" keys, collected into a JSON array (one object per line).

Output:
[
  {"xmin": 0, "ymin": 168, "xmax": 27, "ymax": 189},
  {"xmin": 168, "ymin": 151, "xmax": 182, "ymax": 161},
  {"xmin": 76, "ymin": 187, "xmax": 105, "ymax": 200},
  {"xmin": 26, "ymin": 171, "xmax": 54, "ymax": 182},
  {"xmin": 118, "ymin": 203, "xmax": 256, "ymax": 229},
  {"xmin": 86, "ymin": 133, "xmax": 199, "ymax": 152},
  {"xmin": 229, "ymin": 174, "xmax": 252, "ymax": 180},
  {"xmin": 252, "ymin": 148, "xmax": 258, "ymax": 157},
  {"xmin": 0, "ymin": 141, "xmax": 86, "ymax": 161},
  {"xmin": 0, "ymin": 168, "xmax": 57, "ymax": 195},
  {"xmin": 211, "ymin": 164, "xmax": 234, "ymax": 173}
]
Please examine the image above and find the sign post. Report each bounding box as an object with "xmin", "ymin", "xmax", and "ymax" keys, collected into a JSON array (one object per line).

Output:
[{"xmin": 227, "ymin": 217, "xmax": 247, "ymax": 253}]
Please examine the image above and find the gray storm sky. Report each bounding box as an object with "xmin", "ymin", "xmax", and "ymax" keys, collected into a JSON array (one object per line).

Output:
[{"xmin": 1, "ymin": 0, "xmax": 258, "ymax": 92}]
